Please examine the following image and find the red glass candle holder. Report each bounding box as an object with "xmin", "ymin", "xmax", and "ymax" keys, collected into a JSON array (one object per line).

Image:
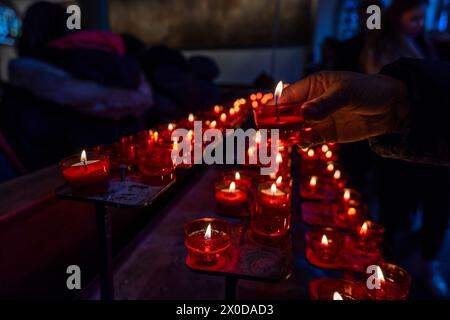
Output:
[
  {"xmin": 222, "ymin": 171, "xmax": 253, "ymax": 190},
  {"xmin": 364, "ymin": 262, "xmax": 411, "ymax": 300},
  {"xmin": 335, "ymin": 189, "xmax": 365, "ymax": 227},
  {"xmin": 60, "ymin": 151, "xmax": 110, "ymax": 193},
  {"xmin": 184, "ymin": 218, "xmax": 231, "ymax": 266},
  {"xmin": 308, "ymin": 228, "xmax": 345, "ymax": 263},
  {"xmin": 352, "ymin": 220, "xmax": 385, "ymax": 252},
  {"xmin": 138, "ymin": 147, "xmax": 175, "ymax": 186},
  {"xmin": 251, "ymin": 182, "xmax": 291, "ymax": 241},
  {"xmin": 310, "ymin": 279, "xmax": 369, "ymax": 300},
  {"xmin": 214, "ymin": 181, "xmax": 248, "ymax": 217},
  {"xmin": 300, "ymin": 175, "xmax": 335, "ymax": 201},
  {"xmin": 253, "ymin": 102, "xmax": 306, "ymax": 145}
]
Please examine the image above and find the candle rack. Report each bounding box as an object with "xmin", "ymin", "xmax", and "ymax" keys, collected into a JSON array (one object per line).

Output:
[
  {"xmin": 55, "ymin": 174, "xmax": 176, "ymax": 300},
  {"xmin": 185, "ymin": 222, "xmax": 293, "ymax": 300}
]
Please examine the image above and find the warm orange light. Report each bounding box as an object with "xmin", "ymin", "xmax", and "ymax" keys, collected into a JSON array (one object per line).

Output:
[
  {"xmin": 239, "ymin": 98, "xmax": 246, "ymax": 104},
  {"xmin": 333, "ymin": 292, "xmax": 343, "ymax": 300},
  {"xmin": 235, "ymin": 172, "xmax": 241, "ymax": 180},
  {"xmin": 275, "ymin": 81, "xmax": 283, "ymax": 103},
  {"xmin": 276, "ymin": 176, "xmax": 282, "ymax": 185},
  {"xmin": 252, "ymin": 101, "xmax": 259, "ymax": 108},
  {"xmin": 360, "ymin": 221, "xmax": 369, "ymax": 236},
  {"xmin": 255, "ymin": 131, "xmax": 261, "ymax": 144},
  {"xmin": 229, "ymin": 108, "xmax": 236, "ymax": 116},
  {"xmin": 343, "ymin": 189, "xmax": 351, "ymax": 201},
  {"xmin": 347, "ymin": 207, "xmax": 357, "ymax": 216},
  {"xmin": 307, "ymin": 149, "xmax": 315, "ymax": 157},
  {"xmin": 325, "ymin": 150, "xmax": 333, "ymax": 158},
  {"xmin": 80, "ymin": 150, "xmax": 87, "ymax": 163},
  {"xmin": 234, "ymin": 105, "xmax": 240, "ymax": 113},
  {"xmin": 229, "ymin": 181, "xmax": 236, "ymax": 192},
  {"xmin": 375, "ymin": 265, "xmax": 385, "ymax": 282},
  {"xmin": 321, "ymin": 145, "xmax": 329, "ymax": 153},
  {"xmin": 256, "ymin": 92, "xmax": 263, "ymax": 100},
  {"xmin": 276, "ymin": 153, "xmax": 283, "ymax": 164},
  {"xmin": 271, "ymin": 183, "xmax": 277, "ymax": 195},
  {"xmin": 214, "ymin": 105, "xmax": 221, "ymax": 113},
  {"xmin": 168, "ymin": 123, "xmax": 175, "ymax": 131},
  {"xmin": 250, "ymin": 94, "xmax": 257, "ymax": 101},
  {"xmin": 321, "ymin": 234, "xmax": 329, "ymax": 246},
  {"xmin": 153, "ymin": 131, "xmax": 159, "ymax": 142},
  {"xmin": 204, "ymin": 224, "xmax": 212, "ymax": 240},
  {"xmin": 209, "ymin": 120, "xmax": 217, "ymax": 129},
  {"xmin": 333, "ymin": 170, "xmax": 341, "ymax": 180},
  {"xmin": 309, "ymin": 176, "xmax": 318, "ymax": 187},
  {"xmin": 188, "ymin": 113, "xmax": 194, "ymax": 122},
  {"xmin": 220, "ymin": 113, "xmax": 227, "ymax": 122},
  {"xmin": 327, "ymin": 162, "xmax": 335, "ymax": 172}
]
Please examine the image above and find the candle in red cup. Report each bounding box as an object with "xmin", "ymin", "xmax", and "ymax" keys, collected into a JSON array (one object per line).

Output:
[
  {"xmin": 336, "ymin": 189, "xmax": 365, "ymax": 226},
  {"xmin": 138, "ymin": 147, "xmax": 175, "ymax": 186},
  {"xmin": 253, "ymin": 81, "xmax": 306, "ymax": 145},
  {"xmin": 251, "ymin": 183, "xmax": 291, "ymax": 240},
  {"xmin": 310, "ymin": 279, "xmax": 368, "ymax": 300},
  {"xmin": 309, "ymin": 228, "xmax": 345, "ymax": 263},
  {"xmin": 214, "ymin": 181, "xmax": 248, "ymax": 216},
  {"xmin": 60, "ymin": 150, "xmax": 110, "ymax": 187},
  {"xmin": 184, "ymin": 218, "xmax": 231, "ymax": 265},
  {"xmin": 365, "ymin": 263, "xmax": 411, "ymax": 300},
  {"xmin": 222, "ymin": 171, "xmax": 252, "ymax": 190},
  {"xmin": 353, "ymin": 220, "xmax": 385, "ymax": 251}
]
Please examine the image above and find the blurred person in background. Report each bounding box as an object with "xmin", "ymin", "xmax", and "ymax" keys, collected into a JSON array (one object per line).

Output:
[
  {"xmin": 361, "ymin": 0, "xmax": 449, "ymax": 298},
  {"xmin": 0, "ymin": 1, "xmax": 153, "ymax": 172}
]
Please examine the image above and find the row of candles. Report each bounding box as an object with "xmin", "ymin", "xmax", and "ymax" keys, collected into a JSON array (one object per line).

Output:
[
  {"xmin": 59, "ymin": 95, "xmax": 258, "ymax": 192},
  {"xmin": 183, "ymin": 81, "xmax": 412, "ymax": 300}
]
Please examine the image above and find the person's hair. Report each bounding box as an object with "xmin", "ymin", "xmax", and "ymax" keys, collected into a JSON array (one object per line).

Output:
[{"xmin": 17, "ymin": 1, "xmax": 69, "ymax": 57}]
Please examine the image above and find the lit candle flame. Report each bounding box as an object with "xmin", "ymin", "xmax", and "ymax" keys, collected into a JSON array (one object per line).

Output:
[
  {"xmin": 333, "ymin": 292, "xmax": 343, "ymax": 300},
  {"xmin": 80, "ymin": 150, "xmax": 87, "ymax": 164},
  {"xmin": 234, "ymin": 105, "xmax": 240, "ymax": 113},
  {"xmin": 307, "ymin": 149, "xmax": 315, "ymax": 157},
  {"xmin": 327, "ymin": 163, "xmax": 335, "ymax": 172},
  {"xmin": 271, "ymin": 183, "xmax": 277, "ymax": 195},
  {"xmin": 309, "ymin": 176, "xmax": 318, "ymax": 187},
  {"xmin": 235, "ymin": 172, "xmax": 241, "ymax": 180},
  {"xmin": 321, "ymin": 234, "xmax": 329, "ymax": 246},
  {"xmin": 220, "ymin": 113, "xmax": 227, "ymax": 122},
  {"xmin": 153, "ymin": 131, "xmax": 159, "ymax": 142},
  {"xmin": 210, "ymin": 120, "xmax": 217, "ymax": 129},
  {"xmin": 229, "ymin": 181, "xmax": 236, "ymax": 192},
  {"xmin": 333, "ymin": 170, "xmax": 341, "ymax": 180},
  {"xmin": 229, "ymin": 108, "xmax": 235, "ymax": 116},
  {"xmin": 204, "ymin": 224, "xmax": 212, "ymax": 240},
  {"xmin": 214, "ymin": 105, "xmax": 221, "ymax": 113},
  {"xmin": 276, "ymin": 176, "xmax": 282, "ymax": 185},
  {"xmin": 325, "ymin": 150, "xmax": 333, "ymax": 158},
  {"xmin": 375, "ymin": 265, "xmax": 385, "ymax": 282},
  {"xmin": 321, "ymin": 145, "xmax": 329, "ymax": 153},
  {"xmin": 188, "ymin": 113, "xmax": 194, "ymax": 122},
  {"xmin": 255, "ymin": 131, "xmax": 261, "ymax": 144},
  {"xmin": 168, "ymin": 123, "xmax": 174, "ymax": 131},
  {"xmin": 360, "ymin": 221, "xmax": 369, "ymax": 236},
  {"xmin": 270, "ymin": 172, "xmax": 277, "ymax": 179},
  {"xmin": 276, "ymin": 153, "xmax": 283, "ymax": 164},
  {"xmin": 248, "ymin": 147, "xmax": 254, "ymax": 157},
  {"xmin": 275, "ymin": 81, "xmax": 283, "ymax": 105},
  {"xmin": 343, "ymin": 189, "xmax": 351, "ymax": 201},
  {"xmin": 348, "ymin": 207, "xmax": 357, "ymax": 216}
]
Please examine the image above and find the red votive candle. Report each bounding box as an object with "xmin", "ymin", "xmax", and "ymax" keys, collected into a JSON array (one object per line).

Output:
[
  {"xmin": 309, "ymin": 228, "xmax": 345, "ymax": 263},
  {"xmin": 138, "ymin": 147, "xmax": 175, "ymax": 186},
  {"xmin": 60, "ymin": 150, "xmax": 110, "ymax": 191},
  {"xmin": 353, "ymin": 220, "xmax": 385, "ymax": 251},
  {"xmin": 365, "ymin": 263, "xmax": 411, "ymax": 300},
  {"xmin": 222, "ymin": 171, "xmax": 253, "ymax": 190},
  {"xmin": 184, "ymin": 218, "xmax": 231, "ymax": 265},
  {"xmin": 336, "ymin": 189, "xmax": 365, "ymax": 226},
  {"xmin": 251, "ymin": 182, "xmax": 291, "ymax": 240},
  {"xmin": 214, "ymin": 181, "xmax": 248, "ymax": 217},
  {"xmin": 311, "ymin": 279, "xmax": 368, "ymax": 300}
]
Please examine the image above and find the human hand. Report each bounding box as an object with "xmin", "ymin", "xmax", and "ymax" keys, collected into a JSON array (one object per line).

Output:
[{"xmin": 277, "ymin": 71, "xmax": 410, "ymax": 145}]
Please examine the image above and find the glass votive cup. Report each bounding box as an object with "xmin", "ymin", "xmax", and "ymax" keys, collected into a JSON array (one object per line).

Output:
[
  {"xmin": 308, "ymin": 228, "xmax": 345, "ymax": 263},
  {"xmin": 364, "ymin": 262, "xmax": 412, "ymax": 300},
  {"xmin": 184, "ymin": 218, "xmax": 231, "ymax": 265},
  {"xmin": 214, "ymin": 180, "xmax": 248, "ymax": 217},
  {"xmin": 138, "ymin": 147, "xmax": 175, "ymax": 186}
]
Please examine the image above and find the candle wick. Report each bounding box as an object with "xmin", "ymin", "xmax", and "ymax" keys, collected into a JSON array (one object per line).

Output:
[{"xmin": 275, "ymin": 96, "xmax": 280, "ymax": 122}]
